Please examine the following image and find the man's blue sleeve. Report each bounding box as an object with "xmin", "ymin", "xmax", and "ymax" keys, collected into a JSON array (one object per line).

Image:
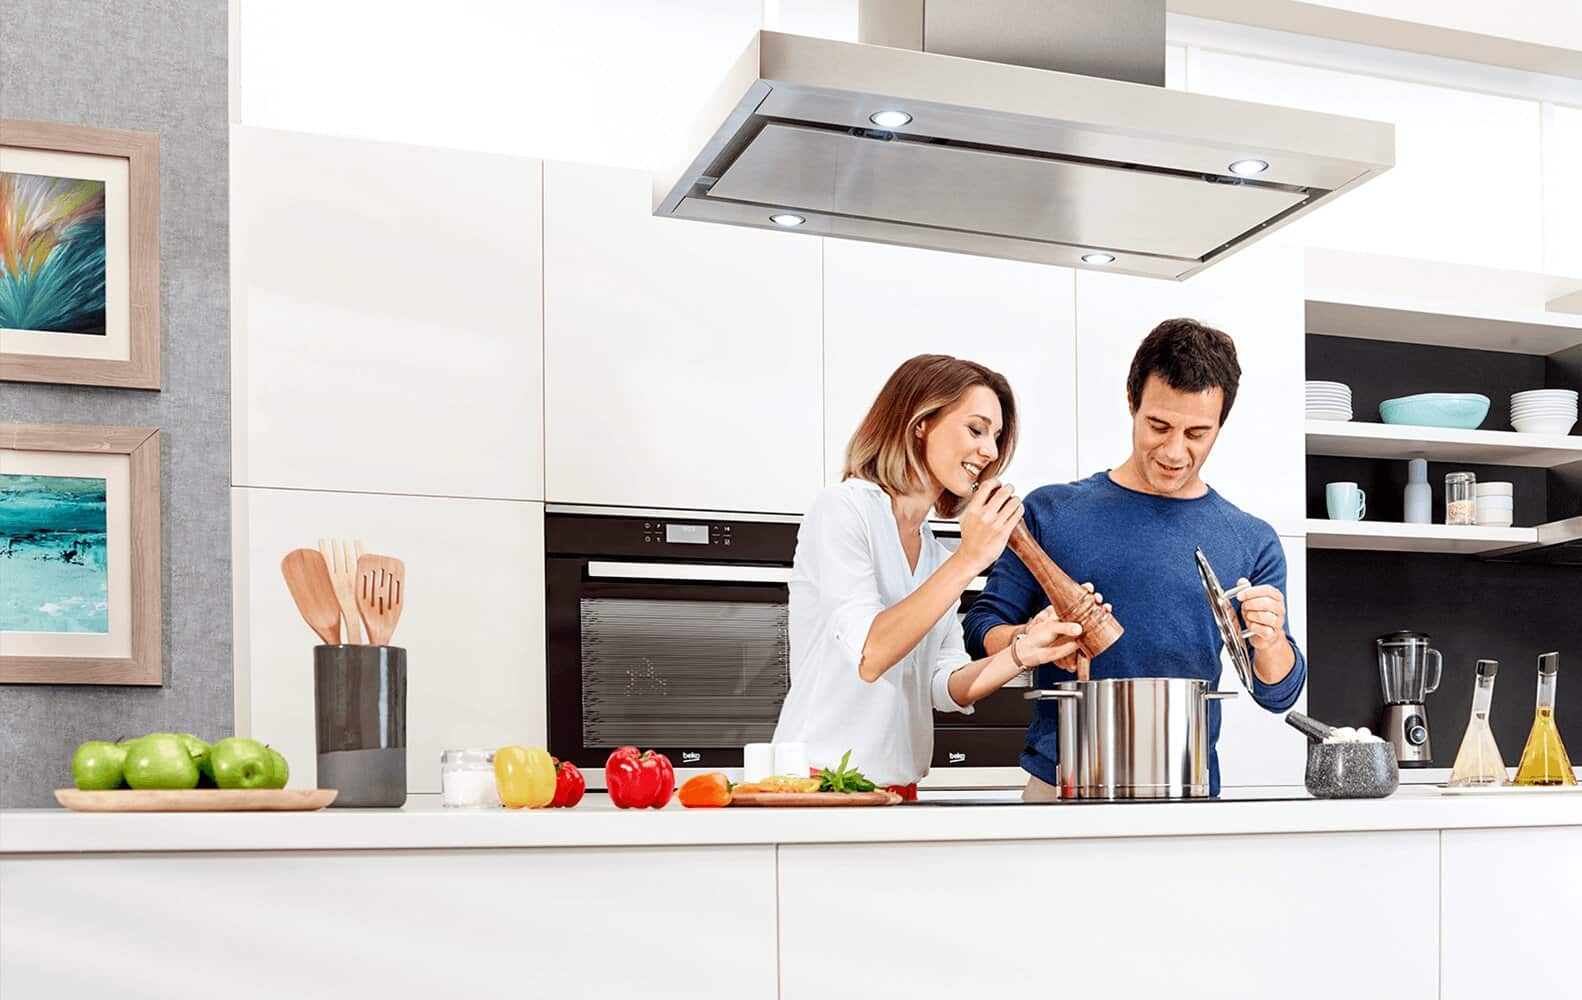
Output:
[
  {"xmin": 962, "ymin": 510, "xmax": 1050, "ymax": 658},
  {"xmin": 1248, "ymin": 530, "xmax": 1305, "ymax": 712}
]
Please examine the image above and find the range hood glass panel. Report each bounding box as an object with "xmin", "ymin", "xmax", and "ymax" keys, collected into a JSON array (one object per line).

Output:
[
  {"xmin": 753, "ymin": 88, "xmax": 1370, "ymax": 192},
  {"xmin": 707, "ymin": 123, "xmax": 1306, "ymax": 261}
]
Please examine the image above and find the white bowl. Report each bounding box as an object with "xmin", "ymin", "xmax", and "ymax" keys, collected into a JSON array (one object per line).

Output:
[
  {"xmin": 1474, "ymin": 482, "xmax": 1513, "ymax": 496},
  {"xmin": 1307, "ymin": 411, "xmax": 1353, "ymax": 422},
  {"xmin": 1512, "ymin": 417, "xmax": 1578, "ymax": 435},
  {"xmin": 1477, "ymin": 513, "xmax": 1514, "ymax": 528},
  {"xmin": 1476, "ymin": 496, "xmax": 1513, "ymax": 510},
  {"xmin": 1307, "ymin": 381, "xmax": 1351, "ymax": 391},
  {"xmin": 1510, "ymin": 407, "xmax": 1578, "ymax": 417},
  {"xmin": 1511, "ymin": 389, "xmax": 1578, "ymax": 401}
]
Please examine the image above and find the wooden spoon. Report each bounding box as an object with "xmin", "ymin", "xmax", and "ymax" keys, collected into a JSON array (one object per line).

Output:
[
  {"xmin": 281, "ymin": 548, "xmax": 341, "ymax": 645},
  {"xmin": 355, "ymin": 554, "xmax": 406, "ymax": 646},
  {"xmin": 1007, "ymin": 522, "xmax": 1123, "ymax": 680}
]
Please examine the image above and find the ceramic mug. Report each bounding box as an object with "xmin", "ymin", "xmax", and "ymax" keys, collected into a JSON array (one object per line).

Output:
[{"xmin": 1325, "ymin": 482, "xmax": 1367, "ymax": 521}]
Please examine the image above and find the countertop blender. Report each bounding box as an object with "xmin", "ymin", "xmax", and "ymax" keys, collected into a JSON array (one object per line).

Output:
[{"xmin": 1378, "ymin": 630, "xmax": 1442, "ymax": 766}]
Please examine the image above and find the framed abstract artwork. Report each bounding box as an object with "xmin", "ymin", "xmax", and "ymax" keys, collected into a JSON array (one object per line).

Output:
[
  {"xmin": 0, "ymin": 119, "xmax": 160, "ymax": 389},
  {"xmin": 0, "ymin": 422, "xmax": 162, "ymax": 685}
]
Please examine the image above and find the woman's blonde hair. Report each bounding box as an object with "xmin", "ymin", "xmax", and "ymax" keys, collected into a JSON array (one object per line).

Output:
[{"xmin": 843, "ymin": 354, "xmax": 1017, "ymax": 518}]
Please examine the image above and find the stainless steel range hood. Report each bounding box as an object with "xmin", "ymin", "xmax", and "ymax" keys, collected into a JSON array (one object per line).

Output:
[{"xmin": 654, "ymin": 1, "xmax": 1394, "ymax": 280}]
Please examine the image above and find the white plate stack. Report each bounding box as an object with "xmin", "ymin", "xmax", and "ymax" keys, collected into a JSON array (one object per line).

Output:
[
  {"xmin": 1306, "ymin": 381, "xmax": 1353, "ymax": 422},
  {"xmin": 1509, "ymin": 389, "xmax": 1578, "ymax": 435}
]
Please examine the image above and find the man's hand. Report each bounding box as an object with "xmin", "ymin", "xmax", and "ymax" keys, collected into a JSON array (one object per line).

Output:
[{"xmin": 1234, "ymin": 578, "xmax": 1289, "ymax": 651}]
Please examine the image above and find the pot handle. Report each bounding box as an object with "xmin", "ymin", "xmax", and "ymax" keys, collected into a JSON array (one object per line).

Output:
[
  {"xmin": 1023, "ymin": 689, "xmax": 1082, "ymax": 701},
  {"xmin": 1205, "ymin": 690, "xmax": 1239, "ymax": 701}
]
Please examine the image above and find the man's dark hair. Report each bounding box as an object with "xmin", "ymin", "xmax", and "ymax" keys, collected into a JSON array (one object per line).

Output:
[{"xmin": 1125, "ymin": 318, "xmax": 1241, "ymax": 425}]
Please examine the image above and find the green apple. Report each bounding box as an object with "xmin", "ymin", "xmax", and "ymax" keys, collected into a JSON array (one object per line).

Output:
[
  {"xmin": 178, "ymin": 733, "xmax": 214, "ymax": 786},
  {"xmin": 210, "ymin": 737, "xmax": 274, "ymax": 789},
  {"xmin": 71, "ymin": 740, "xmax": 128, "ymax": 790},
  {"xmin": 122, "ymin": 733, "xmax": 200, "ymax": 790},
  {"xmin": 265, "ymin": 747, "xmax": 289, "ymax": 789}
]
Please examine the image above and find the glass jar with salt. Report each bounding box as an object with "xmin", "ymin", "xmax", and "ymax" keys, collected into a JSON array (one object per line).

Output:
[
  {"xmin": 1445, "ymin": 471, "xmax": 1476, "ymax": 525},
  {"xmin": 441, "ymin": 749, "xmax": 501, "ymax": 808}
]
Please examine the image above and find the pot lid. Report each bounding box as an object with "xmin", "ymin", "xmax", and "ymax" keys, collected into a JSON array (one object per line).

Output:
[{"xmin": 1195, "ymin": 548, "xmax": 1256, "ymax": 693}]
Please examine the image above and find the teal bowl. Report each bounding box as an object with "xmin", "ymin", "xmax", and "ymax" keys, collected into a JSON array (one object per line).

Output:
[{"xmin": 1378, "ymin": 393, "xmax": 1491, "ymax": 429}]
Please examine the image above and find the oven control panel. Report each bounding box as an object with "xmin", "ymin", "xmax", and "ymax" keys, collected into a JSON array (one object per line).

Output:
[{"xmin": 643, "ymin": 520, "xmax": 732, "ymax": 547}]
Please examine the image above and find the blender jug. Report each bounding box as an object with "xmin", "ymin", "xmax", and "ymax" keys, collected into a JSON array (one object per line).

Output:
[{"xmin": 1377, "ymin": 631, "xmax": 1442, "ymax": 704}]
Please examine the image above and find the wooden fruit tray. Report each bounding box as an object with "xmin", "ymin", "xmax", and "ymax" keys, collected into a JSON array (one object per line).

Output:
[
  {"xmin": 55, "ymin": 788, "xmax": 338, "ymax": 812},
  {"xmin": 730, "ymin": 790, "xmax": 903, "ymax": 807}
]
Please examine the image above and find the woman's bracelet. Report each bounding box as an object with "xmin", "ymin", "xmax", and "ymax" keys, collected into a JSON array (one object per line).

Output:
[{"xmin": 1009, "ymin": 632, "xmax": 1030, "ymax": 670}]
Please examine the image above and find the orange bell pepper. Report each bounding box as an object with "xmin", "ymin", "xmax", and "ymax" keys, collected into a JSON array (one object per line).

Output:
[{"xmin": 678, "ymin": 772, "xmax": 733, "ymax": 808}]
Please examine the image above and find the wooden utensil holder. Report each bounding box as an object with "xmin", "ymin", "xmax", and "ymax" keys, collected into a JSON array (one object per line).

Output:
[{"xmin": 1007, "ymin": 523, "xmax": 1124, "ymax": 678}]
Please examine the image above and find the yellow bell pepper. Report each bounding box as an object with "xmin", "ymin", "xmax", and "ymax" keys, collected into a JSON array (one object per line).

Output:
[{"xmin": 494, "ymin": 745, "xmax": 557, "ymax": 809}]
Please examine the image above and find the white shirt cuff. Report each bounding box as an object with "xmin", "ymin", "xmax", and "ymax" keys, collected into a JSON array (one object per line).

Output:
[{"xmin": 931, "ymin": 659, "xmax": 975, "ymax": 714}]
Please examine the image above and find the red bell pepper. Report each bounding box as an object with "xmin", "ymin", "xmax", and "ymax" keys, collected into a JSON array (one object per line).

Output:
[
  {"xmin": 550, "ymin": 758, "xmax": 586, "ymax": 808},
  {"xmin": 605, "ymin": 746, "xmax": 675, "ymax": 809}
]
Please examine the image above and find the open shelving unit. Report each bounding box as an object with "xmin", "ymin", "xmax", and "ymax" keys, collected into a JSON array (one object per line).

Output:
[
  {"xmin": 1305, "ymin": 519, "xmax": 1537, "ymax": 555},
  {"xmin": 1304, "ymin": 250, "xmax": 1582, "ymax": 556},
  {"xmin": 1305, "ymin": 420, "xmax": 1582, "ymax": 468}
]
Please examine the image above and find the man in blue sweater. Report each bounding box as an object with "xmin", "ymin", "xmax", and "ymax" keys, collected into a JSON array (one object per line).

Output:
[{"xmin": 963, "ymin": 318, "xmax": 1305, "ymax": 798}]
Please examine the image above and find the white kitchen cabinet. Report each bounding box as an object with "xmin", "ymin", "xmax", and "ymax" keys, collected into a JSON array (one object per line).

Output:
[
  {"xmin": 232, "ymin": 127, "xmax": 544, "ymax": 501},
  {"xmin": 1441, "ymin": 827, "xmax": 1582, "ymax": 998},
  {"xmin": 232, "ymin": 488, "xmax": 545, "ymax": 793},
  {"xmin": 1073, "ymin": 242, "xmax": 1306, "ymax": 535},
  {"xmin": 1542, "ymin": 102, "xmax": 1582, "ymax": 278},
  {"xmin": 1191, "ymin": 50, "xmax": 1545, "ymax": 273},
  {"xmin": 778, "ymin": 831, "xmax": 1439, "ymax": 1000},
  {"xmin": 1, "ymin": 846, "xmax": 778, "ymax": 1000},
  {"xmin": 821, "ymin": 239, "xmax": 1079, "ymax": 491},
  {"xmin": 543, "ymin": 160, "xmax": 824, "ymax": 514}
]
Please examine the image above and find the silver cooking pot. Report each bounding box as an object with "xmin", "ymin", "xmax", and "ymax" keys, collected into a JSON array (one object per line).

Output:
[{"xmin": 1025, "ymin": 678, "xmax": 1238, "ymax": 799}]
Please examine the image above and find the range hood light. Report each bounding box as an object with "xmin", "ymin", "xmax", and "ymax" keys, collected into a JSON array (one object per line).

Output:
[
  {"xmin": 1081, "ymin": 252, "xmax": 1116, "ymax": 265},
  {"xmin": 769, "ymin": 213, "xmax": 806, "ymax": 227},
  {"xmin": 869, "ymin": 110, "xmax": 913, "ymax": 128},
  {"xmin": 1228, "ymin": 159, "xmax": 1270, "ymax": 176}
]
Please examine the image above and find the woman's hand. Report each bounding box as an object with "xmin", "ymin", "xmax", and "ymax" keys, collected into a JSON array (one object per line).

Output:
[
  {"xmin": 955, "ymin": 478, "xmax": 1021, "ymax": 573},
  {"xmin": 1024, "ymin": 584, "xmax": 1112, "ymax": 671}
]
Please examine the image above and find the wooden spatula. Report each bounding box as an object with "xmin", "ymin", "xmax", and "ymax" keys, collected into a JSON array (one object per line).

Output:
[
  {"xmin": 355, "ymin": 554, "xmax": 406, "ymax": 646},
  {"xmin": 319, "ymin": 537, "xmax": 366, "ymax": 643},
  {"xmin": 281, "ymin": 548, "xmax": 341, "ymax": 645}
]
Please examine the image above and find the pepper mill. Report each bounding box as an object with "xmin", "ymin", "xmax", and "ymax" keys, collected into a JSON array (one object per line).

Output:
[{"xmin": 1007, "ymin": 522, "xmax": 1124, "ymax": 679}]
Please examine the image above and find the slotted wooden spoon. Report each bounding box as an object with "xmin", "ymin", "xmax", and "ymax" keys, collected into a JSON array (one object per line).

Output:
[
  {"xmin": 355, "ymin": 554, "xmax": 406, "ymax": 646},
  {"xmin": 281, "ymin": 548, "xmax": 341, "ymax": 645}
]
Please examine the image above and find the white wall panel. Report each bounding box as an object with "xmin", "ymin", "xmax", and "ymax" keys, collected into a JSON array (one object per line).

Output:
[
  {"xmin": 780, "ymin": 832, "xmax": 1439, "ymax": 1000},
  {"xmin": 2, "ymin": 846, "xmax": 777, "ymax": 1000},
  {"xmin": 236, "ymin": 0, "xmax": 762, "ymax": 170},
  {"xmin": 233, "ymin": 488, "xmax": 544, "ymax": 793},
  {"xmin": 232, "ymin": 127, "xmax": 543, "ymax": 501},
  {"xmin": 543, "ymin": 160, "xmax": 823, "ymax": 514},
  {"xmin": 1192, "ymin": 50, "xmax": 1544, "ymax": 272},
  {"xmin": 822, "ymin": 240, "xmax": 1079, "ymax": 492},
  {"xmin": 1542, "ymin": 103, "xmax": 1582, "ymax": 278},
  {"xmin": 1074, "ymin": 243, "xmax": 1306, "ymax": 535}
]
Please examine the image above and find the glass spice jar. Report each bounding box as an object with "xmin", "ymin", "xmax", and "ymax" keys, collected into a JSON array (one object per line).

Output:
[
  {"xmin": 440, "ymin": 749, "xmax": 500, "ymax": 808},
  {"xmin": 1445, "ymin": 471, "xmax": 1477, "ymax": 526}
]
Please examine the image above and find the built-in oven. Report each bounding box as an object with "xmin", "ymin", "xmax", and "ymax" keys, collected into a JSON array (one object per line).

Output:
[{"xmin": 545, "ymin": 506, "xmax": 1031, "ymax": 784}]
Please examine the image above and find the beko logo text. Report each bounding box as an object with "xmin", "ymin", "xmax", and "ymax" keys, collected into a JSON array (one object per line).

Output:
[
  {"xmin": 948, "ymin": 752, "xmax": 966, "ymax": 764},
  {"xmin": 681, "ymin": 752, "xmax": 701, "ymax": 764}
]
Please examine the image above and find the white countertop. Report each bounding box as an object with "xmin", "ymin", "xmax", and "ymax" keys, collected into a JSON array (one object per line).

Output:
[{"xmin": 3, "ymin": 785, "xmax": 1578, "ymax": 854}]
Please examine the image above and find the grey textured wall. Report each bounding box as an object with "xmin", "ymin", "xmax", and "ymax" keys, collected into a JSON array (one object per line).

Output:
[{"xmin": 0, "ymin": 0, "xmax": 231, "ymax": 806}]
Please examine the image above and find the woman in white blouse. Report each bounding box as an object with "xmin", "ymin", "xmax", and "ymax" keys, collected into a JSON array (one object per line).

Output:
[{"xmin": 772, "ymin": 355, "xmax": 1096, "ymax": 795}]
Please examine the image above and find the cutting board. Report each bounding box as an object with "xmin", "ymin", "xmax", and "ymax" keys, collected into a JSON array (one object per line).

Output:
[
  {"xmin": 55, "ymin": 788, "xmax": 338, "ymax": 812},
  {"xmin": 730, "ymin": 790, "xmax": 903, "ymax": 807}
]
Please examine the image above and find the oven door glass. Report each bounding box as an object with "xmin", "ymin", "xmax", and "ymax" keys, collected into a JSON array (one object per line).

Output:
[{"xmin": 580, "ymin": 597, "xmax": 789, "ymax": 748}]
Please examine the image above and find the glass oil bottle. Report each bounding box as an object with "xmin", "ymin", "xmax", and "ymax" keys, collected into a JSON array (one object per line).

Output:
[
  {"xmin": 1448, "ymin": 659, "xmax": 1508, "ymax": 787},
  {"xmin": 1513, "ymin": 652, "xmax": 1576, "ymax": 787}
]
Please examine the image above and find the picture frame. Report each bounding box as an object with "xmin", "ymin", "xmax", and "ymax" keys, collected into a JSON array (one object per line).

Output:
[
  {"xmin": 0, "ymin": 119, "xmax": 160, "ymax": 389},
  {"xmin": 0, "ymin": 422, "xmax": 162, "ymax": 685}
]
